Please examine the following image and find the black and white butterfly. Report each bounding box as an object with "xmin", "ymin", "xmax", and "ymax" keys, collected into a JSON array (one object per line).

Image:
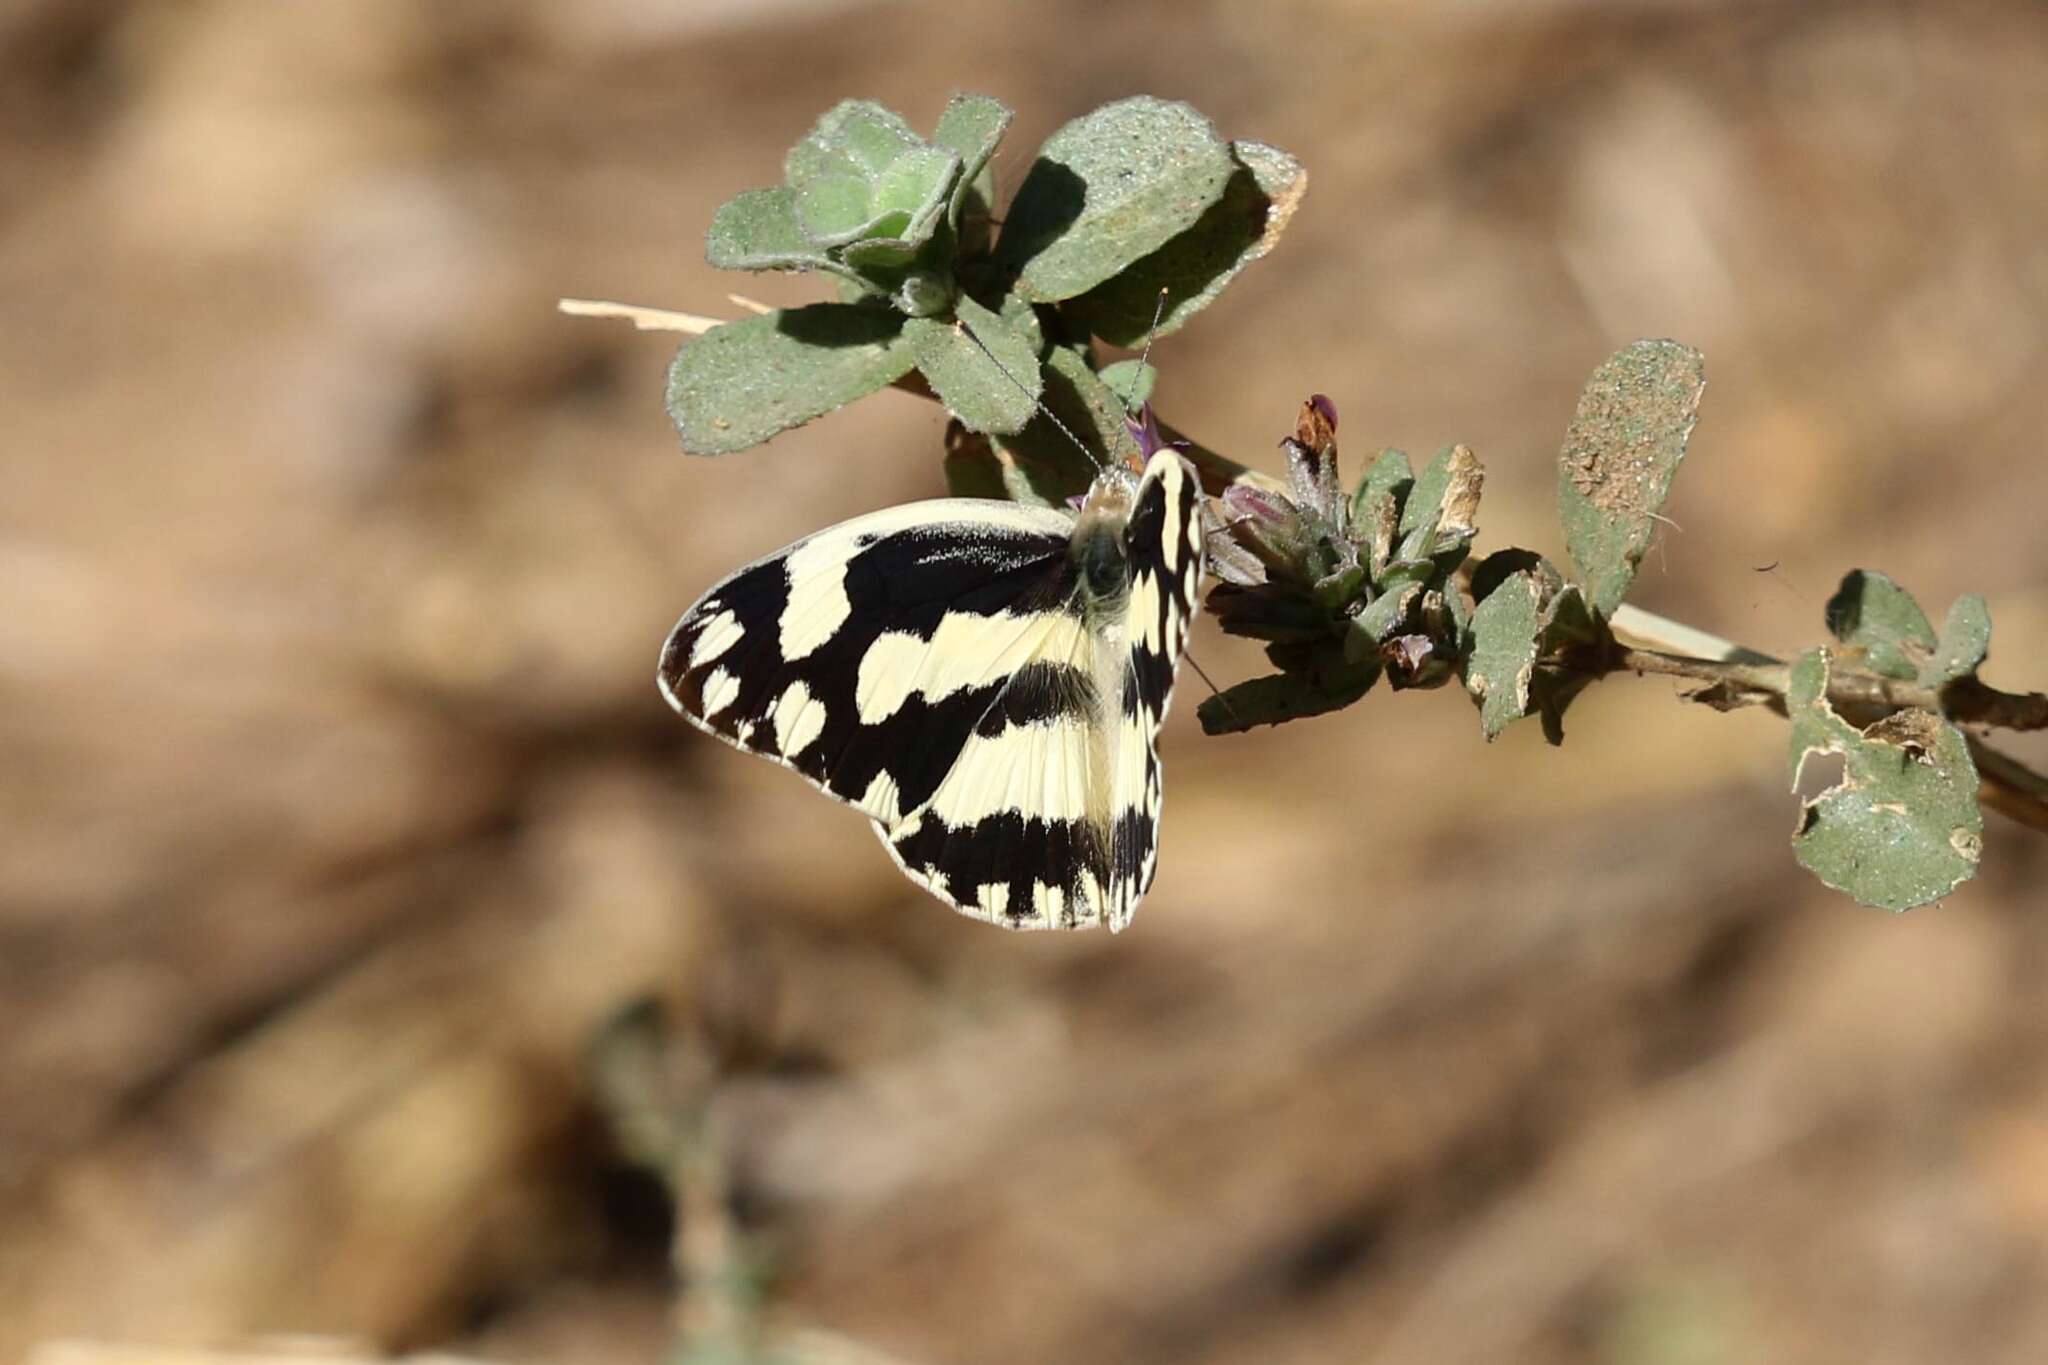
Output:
[{"xmin": 657, "ymin": 423, "xmax": 1203, "ymax": 932}]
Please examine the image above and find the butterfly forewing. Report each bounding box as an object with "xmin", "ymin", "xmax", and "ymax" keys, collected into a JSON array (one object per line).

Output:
[
  {"xmin": 659, "ymin": 449, "xmax": 1203, "ymax": 932},
  {"xmin": 660, "ymin": 500, "xmax": 1076, "ymax": 819}
]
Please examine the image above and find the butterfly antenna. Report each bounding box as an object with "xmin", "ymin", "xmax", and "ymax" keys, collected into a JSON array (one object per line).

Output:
[
  {"xmin": 954, "ymin": 317, "xmax": 1108, "ymax": 472},
  {"xmin": 1126, "ymin": 287, "xmax": 1172, "ymax": 407},
  {"xmin": 1183, "ymin": 650, "xmax": 1241, "ymax": 728},
  {"xmin": 1105, "ymin": 286, "xmax": 1175, "ymax": 466}
]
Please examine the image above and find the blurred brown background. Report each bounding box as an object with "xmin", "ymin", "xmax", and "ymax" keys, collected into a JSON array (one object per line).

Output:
[{"xmin": 5, "ymin": 2, "xmax": 2047, "ymax": 1362}]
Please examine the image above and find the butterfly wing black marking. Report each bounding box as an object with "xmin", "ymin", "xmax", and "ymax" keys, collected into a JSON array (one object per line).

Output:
[
  {"xmin": 661, "ymin": 455, "xmax": 1203, "ymax": 934},
  {"xmin": 660, "ymin": 499, "xmax": 1083, "ymax": 826},
  {"xmin": 1104, "ymin": 449, "xmax": 1203, "ymax": 930}
]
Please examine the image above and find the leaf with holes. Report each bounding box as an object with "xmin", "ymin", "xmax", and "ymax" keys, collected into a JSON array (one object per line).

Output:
[{"xmin": 1787, "ymin": 649, "xmax": 1983, "ymax": 911}]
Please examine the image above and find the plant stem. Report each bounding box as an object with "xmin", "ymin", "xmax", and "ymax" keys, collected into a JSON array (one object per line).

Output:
[
  {"xmin": 1610, "ymin": 605, "xmax": 2048, "ymax": 833},
  {"xmin": 565, "ymin": 302, "xmax": 2048, "ymax": 833}
]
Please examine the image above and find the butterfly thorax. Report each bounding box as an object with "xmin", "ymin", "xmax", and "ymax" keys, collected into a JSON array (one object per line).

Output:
[{"xmin": 1069, "ymin": 467, "xmax": 1139, "ymax": 617}]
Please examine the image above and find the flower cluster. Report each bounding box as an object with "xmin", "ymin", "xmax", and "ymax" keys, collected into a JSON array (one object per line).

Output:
[{"xmin": 1196, "ymin": 397, "xmax": 1483, "ymax": 732}]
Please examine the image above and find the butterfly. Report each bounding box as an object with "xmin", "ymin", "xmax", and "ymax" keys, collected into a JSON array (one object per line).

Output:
[{"xmin": 657, "ymin": 420, "xmax": 1203, "ymax": 932}]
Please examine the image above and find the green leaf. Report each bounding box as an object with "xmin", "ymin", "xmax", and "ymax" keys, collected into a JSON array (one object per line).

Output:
[
  {"xmin": 904, "ymin": 294, "xmax": 1041, "ymax": 435},
  {"xmin": 1921, "ymin": 594, "xmax": 1993, "ymax": 689},
  {"xmin": 884, "ymin": 267, "xmax": 956, "ymax": 317},
  {"xmin": 1787, "ymin": 649, "xmax": 1984, "ymax": 910},
  {"xmin": 933, "ymin": 92, "xmax": 1013, "ymax": 232},
  {"xmin": 999, "ymin": 290, "xmax": 1047, "ymax": 353},
  {"xmin": 1557, "ymin": 339, "xmax": 1707, "ymax": 616},
  {"xmin": 1469, "ymin": 548, "xmax": 1554, "ymax": 606},
  {"xmin": 1395, "ymin": 444, "xmax": 1485, "ymax": 564},
  {"xmin": 666, "ymin": 305, "xmax": 914, "ymax": 455},
  {"xmin": 795, "ymin": 171, "xmax": 890, "ymax": 246},
  {"xmin": 1042, "ymin": 342, "xmax": 1139, "ymax": 457},
  {"xmin": 1313, "ymin": 563, "xmax": 1367, "ymax": 612},
  {"xmin": 1353, "ymin": 448, "xmax": 1412, "ymax": 576},
  {"xmin": 986, "ymin": 342, "xmax": 1133, "ymax": 504},
  {"xmin": 872, "ymin": 146, "xmax": 960, "ymax": 250},
  {"xmin": 1443, "ymin": 578, "xmax": 1473, "ymax": 656},
  {"xmin": 1096, "ymin": 358, "xmax": 1157, "ymax": 408},
  {"xmin": 1199, "ymin": 657, "xmax": 1378, "ymax": 735},
  {"xmin": 785, "ymin": 100, "xmax": 922, "ymax": 185},
  {"xmin": 1355, "ymin": 449, "xmax": 1413, "ymax": 521},
  {"xmin": 1346, "ymin": 582, "xmax": 1423, "ymax": 661},
  {"xmin": 1467, "ymin": 570, "xmax": 1545, "ymax": 739},
  {"xmin": 1398, "ymin": 445, "xmax": 1454, "ymax": 541},
  {"xmin": 1541, "ymin": 582, "xmax": 1602, "ymax": 649},
  {"xmin": 784, "ymin": 101, "xmax": 959, "ymax": 261},
  {"xmin": 795, "ymin": 150, "xmax": 960, "ymax": 255},
  {"xmin": 1825, "ymin": 570, "xmax": 1936, "ymax": 681},
  {"xmin": 998, "ymin": 97, "xmax": 1237, "ymax": 303},
  {"xmin": 1063, "ymin": 139, "xmax": 1307, "ymax": 345},
  {"xmin": 1530, "ymin": 584, "xmax": 1599, "ymax": 743},
  {"xmin": 705, "ymin": 187, "xmax": 851, "ymax": 278}
]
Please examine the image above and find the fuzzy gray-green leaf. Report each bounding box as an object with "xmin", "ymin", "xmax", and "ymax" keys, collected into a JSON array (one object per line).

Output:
[
  {"xmin": 796, "ymin": 171, "xmax": 892, "ymax": 247},
  {"xmin": 999, "ymin": 96, "xmax": 1236, "ymax": 303},
  {"xmin": 1921, "ymin": 594, "xmax": 1993, "ymax": 689},
  {"xmin": 985, "ymin": 342, "xmax": 1119, "ymax": 505},
  {"xmin": 873, "ymin": 145, "xmax": 959, "ymax": 240},
  {"xmin": 1825, "ymin": 570, "xmax": 1936, "ymax": 681},
  {"xmin": 706, "ymin": 187, "xmax": 845, "ymax": 277},
  {"xmin": 785, "ymin": 100, "xmax": 923, "ymax": 185},
  {"xmin": 1468, "ymin": 570, "xmax": 1545, "ymax": 739},
  {"xmin": 904, "ymin": 295, "xmax": 1040, "ymax": 435},
  {"xmin": 1352, "ymin": 448, "xmax": 1412, "ymax": 575},
  {"xmin": 1064, "ymin": 139, "xmax": 1307, "ymax": 345},
  {"xmin": 933, "ymin": 93, "xmax": 1012, "ymax": 231},
  {"xmin": 1396, "ymin": 444, "xmax": 1484, "ymax": 563},
  {"xmin": 1400, "ymin": 446, "xmax": 1455, "ymax": 541},
  {"xmin": 1787, "ymin": 649, "xmax": 1983, "ymax": 910},
  {"xmin": 1096, "ymin": 358, "xmax": 1157, "ymax": 409},
  {"xmin": 1557, "ymin": 340, "xmax": 1707, "ymax": 616},
  {"xmin": 1357, "ymin": 449, "xmax": 1413, "ymax": 515},
  {"xmin": 1347, "ymin": 582, "xmax": 1423, "ymax": 661},
  {"xmin": 666, "ymin": 305, "xmax": 913, "ymax": 455}
]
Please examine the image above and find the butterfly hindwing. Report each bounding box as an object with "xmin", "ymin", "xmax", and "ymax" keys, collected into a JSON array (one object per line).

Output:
[
  {"xmin": 1108, "ymin": 449, "xmax": 1203, "ymax": 928},
  {"xmin": 659, "ymin": 448, "xmax": 1203, "ymax": 933}
]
